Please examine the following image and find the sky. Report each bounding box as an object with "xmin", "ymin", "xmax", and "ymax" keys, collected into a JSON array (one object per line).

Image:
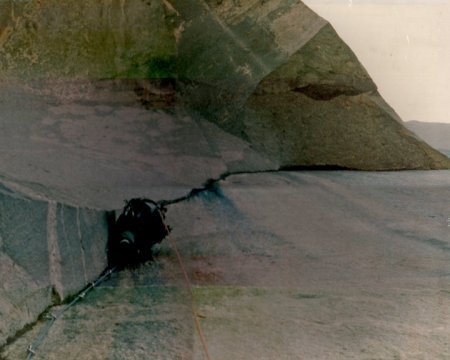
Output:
[{"xmin": 302, "ymin": 0, "xmax": 450, "ymax": 124}]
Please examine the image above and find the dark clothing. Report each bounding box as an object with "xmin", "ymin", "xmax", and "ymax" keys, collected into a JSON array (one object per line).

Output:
[{"xmin": 108, "ymin": 198, "xmax": 168, "ymax": 267}]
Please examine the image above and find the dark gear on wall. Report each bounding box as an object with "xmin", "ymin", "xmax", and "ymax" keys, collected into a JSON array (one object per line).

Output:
[{"xmin": 108, "ymin": 198, "xmax": 169, "ymax": 267}]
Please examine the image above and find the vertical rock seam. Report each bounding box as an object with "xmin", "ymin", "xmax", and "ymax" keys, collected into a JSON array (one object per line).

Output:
[
  {"xmin": 76, "ymin": 207, "xmax": 89, "ymax": 284},
  {"xmin": 46, "ymin": 201, "xmax": 63, "ymax": 299}
]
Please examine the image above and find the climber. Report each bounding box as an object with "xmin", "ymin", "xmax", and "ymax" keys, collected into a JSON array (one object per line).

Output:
[{"xmin": 108, "ymin": 198, "xmax": 169, "ymax": 267}]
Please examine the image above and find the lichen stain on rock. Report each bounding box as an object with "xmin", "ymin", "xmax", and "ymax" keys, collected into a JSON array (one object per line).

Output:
[{"xmin": 0, "ymin": 0, "xmax": 177, "ymax": 78}]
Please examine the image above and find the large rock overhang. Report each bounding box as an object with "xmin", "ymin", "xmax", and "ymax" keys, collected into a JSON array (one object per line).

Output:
[
  {"xmin": 0, "ymin": 0, "xmax": 448, "ymax": 172},
  {"xmin": 172, "ymin": 0, "xmax": 450, "ymax": 170}
]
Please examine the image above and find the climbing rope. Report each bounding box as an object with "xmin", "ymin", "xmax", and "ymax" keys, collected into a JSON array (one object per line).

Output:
[
  {"xmin": 156, "ymin": 207, "xmax": 212, "ymax": 360},
  {"xmin": 25, "ymin": 199, "xmax": 212, "ymax": 360},
  {"xmin": 25, "ymin": 266, "xmax": 117, "ymax": 360}
]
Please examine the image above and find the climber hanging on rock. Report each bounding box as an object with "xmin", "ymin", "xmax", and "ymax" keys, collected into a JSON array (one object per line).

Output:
[{"xmin": 108, "ymin": 198, "xmax": 169, "ymax": 267}]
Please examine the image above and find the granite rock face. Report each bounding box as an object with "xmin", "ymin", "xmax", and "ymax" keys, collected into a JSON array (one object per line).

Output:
[
  {"xmin": 0, "ymin": 0, "xmax": 449, "ymax": 355},
  {"xmin": 2, "ymin": 171, "xmax": 450, "ymax": 359},
  {"xmin": 0, "ymin": 79, "xmax": 276, "ymax": 210},
  {"xmin": 242, "ymin": 24, "xmax": 450, "ymax": 170},
  {"xmin": 0, "ymin": 183, "xmax": 110, "ymax": 347},
  {"xmin": 0, "ymin": 0, "xmax": 448, "ymax": 172},
  {"xmin": 0, "ymin": 0, "xmax": 176, "ymax": 78}
]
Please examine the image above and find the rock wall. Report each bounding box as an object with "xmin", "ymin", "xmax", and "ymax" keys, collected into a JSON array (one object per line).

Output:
[
  {"xmin": 241, "ymin": 24, "xmax": 450, "ymax": 170},
  {"xmin": 2, "ymin": 171, "xmax": 450, "ymax": 359},
  {"xmin": 0, "ymin": 0, "xmax": 449, "ymax": 351},
  {"xmin": 0, "ymin": 182, "xmax": 110, "ymax": 347},
  {"xmin": 0, "ymin": 0, "xmax": 176, "ymax": 78},
  {"xmin": 0, "ymin": 0, "xmax": 448, "ymax": 171}
]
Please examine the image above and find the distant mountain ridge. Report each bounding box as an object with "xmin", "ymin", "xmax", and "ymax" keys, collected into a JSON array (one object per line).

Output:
[{"xmin": 405, "ymin": 121, "xmax": 450, "ymax": 151}]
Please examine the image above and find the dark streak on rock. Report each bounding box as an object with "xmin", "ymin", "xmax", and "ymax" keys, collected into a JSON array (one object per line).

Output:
[
  {"xmin": 292, "ymin": 84, "xmax": 363, "ymax": 100},
  {"xmin": 0, "ymin": 291, "xmax": 56, "ymax": 355},
  {"xmin": 132, "ymin": 79, "xmax": 175, "ymax": 109},
  {"xmin": 280, "ymin": 164, "xmax": 352, "ymax": 171}
]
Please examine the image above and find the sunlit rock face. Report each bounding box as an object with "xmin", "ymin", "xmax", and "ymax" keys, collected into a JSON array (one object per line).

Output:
[{"xmin": 240, "ymin": 24, "xmax": 450, "ymax": 170}]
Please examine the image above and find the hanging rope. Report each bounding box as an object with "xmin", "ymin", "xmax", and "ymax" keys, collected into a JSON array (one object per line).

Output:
[
  {"xmin": 156, "ymin": 207, "xmax": 213, "ymax": 360},
  {"xmin": 25, "ymin": 199, "xmax": 212, "ymax": 360},
  {"xmin": 25, "ymin": 266, "xmax": 117, "ymax": 360}
]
